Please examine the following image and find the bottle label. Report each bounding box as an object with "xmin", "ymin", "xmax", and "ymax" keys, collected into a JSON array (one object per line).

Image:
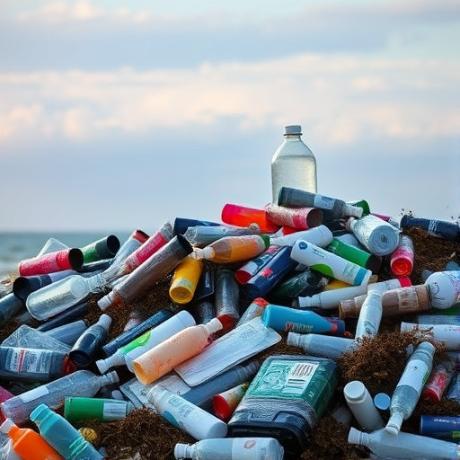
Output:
[
  {"xmin": 314, "ymin": 195, "xmax": 335, "ymax": 210},
  {"xmin": 231, "ymin": 439, "xmax": 269, "ymax": 460},
  {"xmin": 398, "ymin": 358, "xmax": 430, "ymax": 391},
  {"xmin": 5, "ymin": 349, "xmax": 51, "ymax": 374},
  {"xmin": 103, "ymin": 402, "xmax": 127, "ymax": 420},
  {"xmin": 397, "ymin": 288, "xmax": 419, "ymax": 312},
  {"xmin": 19, "ymin": 385, "xmax": 50, "ymax": 403},
  {"xmin": 121, "ymin": 330, "xmax": 152, "ymax": 354}
]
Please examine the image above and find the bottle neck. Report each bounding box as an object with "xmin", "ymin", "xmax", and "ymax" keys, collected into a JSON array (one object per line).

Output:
[
  {"xmin": 86, "ymin": 273, "xmax": 106, "ymax": 293},
  {"xmin": 284, "ymin": 134, "xmax": 301, "ymax": 141},
  {"xmin": 359, "ymin": 431, "xmax": 369, "ymax": 447}
]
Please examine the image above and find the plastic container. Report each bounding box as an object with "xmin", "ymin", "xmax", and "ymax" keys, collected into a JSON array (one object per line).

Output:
[
  {"xmin": 271, "ymin": 125, "xmax": 317, "ymax": 201},
  {"xmin": 235, "ymin": 246, "xmax": 282, "ymax": 285},
  {"xmin": 386, "ymin": 341, "xmax": 436, "ymax": 435},
  {"xmin": 343, "ymin": 380, "xmax": 384, "ymax": 431},
  {"xmin": 150, "ymin": 387, "xmax": 227, "ymax": 440},
  {"xmin": 36, "ymin": 302, "xmax": 89, "ymax": 332},
  {"xmin": 291, "ymin": 240, "xmax": 372, "ymax": 286},
  {"xmin": 193, "ymin": 301, "xmax": 215, "ymax": 325},
  {"xmin": 215, "ymin": 269, "xmax": 240, "ymax": 329},
  {"xmin": 271, "ymin": 269, "xmax": 327, "ymax": 303},
  {"xmin": 270, "ymin": 225, "xmax": 333, "ymax": 248},
  {"xmin": 184, "ymin": 225, "xmax": 260, "ymax": 247},
  {"xmin": 79, "ymin": 235, "xmax": 119, "ymax": 265},
  {"xmin": 401, "ymin": 322, "xmax": 460, "ymax": 350},
  {"xmin": 46, "ymin": 320, "xmax": 88, "ymax": 346},
  {"xmin": 221, "ymin": 204, "xmax": 279, "ymax": 233},
  {"xmin": 400, "ymin": 215, "xmax": 460, "ymax": 242},
  {"xmin": 228, "ymin": 355, "xmax": 337, "ymax": 457},
  {"xmin": 110, "ymin": 229, "xmax": 149, "ymax": 266},
  {"xmin": 265, "ymin": 203, "xmax": 323, "ymax": 230},
  {"xmin": 422, "ymin": 362, "xmax": 454, "ymax": 402},
  {"xmin": 390, "ymin": 235, "xmax": 414, "ymax": 276},
  {"xmin": 173, "ymin": 218, "xmax": 221, "ymax": 235},
  {"xmin": 64, "ymin": 397, "xmax": 134, "ymax": 422},
  {"xmin": 133, "ymin": 318, "xmax": 223, "ymax": 385},
  {"xmin": 2, "ymin": 325, "xmax": 70, "ymax": 353},
  {"xmin": 355, "ymin": 291, "xmax": 383, "ymax": 340},
  {"xmin": 287, "ymin": 332, "xmax": 356, "ymax": 360},
  {"xmin": 0, "ymin": 294, "xmax": 24, "ymax": 327},
  {"xmin": 420, "ymin": 415, "xmax": 460, "ymax": 441},
  {"xmin": 237, "ymin": 298, "xmax": 269, "ymax": 327},
  {"xmin": 425, "ymin": 271, "xmax": 460, "ymax": 309},
  {"xmin": 327, "ymin": 238, "xmax": 382, "ymax": 273},
  {"xmin": 213, "ymin": 383, "xmax": 248, "ymax": 421},
  {"xmin": 174, "ymin": 437, "xmax": 284, "ymax": 460},
  {"xmin": 18, "ymin": 249, "xmax": 84, "ymax": 277}
]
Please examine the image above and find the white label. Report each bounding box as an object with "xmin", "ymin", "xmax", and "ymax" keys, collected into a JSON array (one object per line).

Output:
[
  {"xmin": 231, "ymin": 439, "xmax": 270, "ymax": 460},
  {"xmin": 398, "ymin": 359, "xmax": 429, "ymax": 391},
  {"xmin": 19, "ymin": 385, "xmax": 49, "ymax": 403},
  {"xmin": 5, "ymin": 349, "xmax": 49, "ymax": 374},
  {"xmin": 282, "ymin": 362, "xmax": 319, "ymax": 395},
  {"xmin": 103, "ymin": 402, "xmax": 127, "ymax": 420},
  {"xmin": 397, "ymin": 289, "xmax": 419, "ymax": 312},
  {"xmin": 314, "ymin": 195, "xmax": 335, "ymax": 210}
]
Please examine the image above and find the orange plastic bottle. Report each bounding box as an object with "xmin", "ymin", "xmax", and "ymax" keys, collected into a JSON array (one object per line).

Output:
[
  {"xmin": 133, "ymin": 318, "xmax": 223, "ymax": 385},
  {"xmin": 0, "ymin": 418, "xmax": 62, "ymax": 460},
  {"xmin": 199, "ymin": 235, "xmax": 270, "ymax": 264}
]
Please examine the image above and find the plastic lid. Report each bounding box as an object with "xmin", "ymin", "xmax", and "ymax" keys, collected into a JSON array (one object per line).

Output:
[
  {"xmin": 101, "ymin": 371, "xmax": 119, "ymax": 387},
  {"xmin": 97, "ymin": 314, "xmax": 112, "ymax": 330},
  {"xmin": 284, "ymin": 125, "xmax": 302, "ymax": 135},
  {"xmin": 29, "ymin": 403, "xmax": 49, "ymax": 423},
  {"xmin": 347, "ymin": 427, "xmax": 364, "ymax": 446},
  {"xmin": 213, "ymin": 394, "xmax": 231, "ymax": 421},
  {"xmin": 398, "ymin": 276, "xmax": 412, "ymax": 288},
  {"xmin": 0, "ymin": 419, "xmax": 14, "ymax": 434},
  {"xmin": 260, "ymin": 234, "xmax": 271, "ymax": 249},
  {"xmin": 95, "ymin": 358, "xmax": 110, "ymax": 375},
  {"xmin": 386, "ymin": 412, "xmax": 404, "ymax": 435},
  {"xmin": 343, "ymin": 380, "xmax": 366, "ymax": 402},
  {"xmin": 97, "ymin": 293, "xmax": 113, "ymax": 311},
  {"xmin": 174, "ymin": 443, "xmax": 193, "ymax": 459},
  {"xmin": 286, "ymin": 332, "xmax": 302, "ymax": 347},
  {"xmin": 374, "ymin": 392, "xmax": 391, "ymax": 411},
  {"xmin": 344, "ymin": 204, "xmax": 363, "ymax": 218},
  {"xmin": 204, "ymin": 318, "xmax": 224, "ymax": 335}
]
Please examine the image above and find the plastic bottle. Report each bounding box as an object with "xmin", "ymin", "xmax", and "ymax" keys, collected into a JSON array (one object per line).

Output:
[
  {"xmin": 417, "ymin": 314, "xmax": 460, "ymax": 325},
  {"xmin": 173, "ymin": 218, "xmax": 221, "ymax": 235},
  {"xmin": 133, "ymin": 318, "xmax": 223, "ymax": 385},
  {"xmin": 36, "ymin": 302, "xmax": 89, "ymax": 332},
  {"xmin": 299, "ymin": 277, "xmax": 409, "ymax": 310},
  {"xmin": 98, "ymin": 235, "xmax": 193, "ymax": 310},
  {"xmin": 287, "ymin": 332, "xmax": 357, "ymax": 360},
  {"xmin": 271, "ymin": 125, "xmax": 317, "ymax": 201},
  {"xmin": 150, "ymin": 387, "xmax": 227, "ymax": 440},
  {"xmin": 37, "ymin": 238, "xmax": 69, "ymax": 257},
  {"xmin": 221, "ymin": 204, "xmax": 280, "ymax": 233},
  {"xmin": 193, "ymin": 301, "xmax": 215, "ymax": 325},
  {"xmin": 122, "ymin": 309, "xmax": 145, "ymax": 332},
  {"xmin": 18, "ymin": 249, "xmax": 84, "ymax": 277},
  {"xmin": 386, "ymin": 341, "xmax": 436, "ymax": 435},
  {"xmin": 422, "ymin": 362, "xmax": 454, "ymax": 402},
  {"xmin": 237, "ymin": 298, "xmax": 269, "ymax": 327},
  {"xmin": 447, "ymin": 373, "xmax": 460, "ymax": 402},
  {"xmin": 194, "ymin": 265, "xmax": 215, "ymax": 300},
  {"xmin": 26, "ymin": 273, "xmax": 106, "ymax": 320},
  {"xmin": 0, "ymin": 418, "xmax": 62, "ymax": 460},
  {"xmin": 243, "ymin": 246, "xmax": 296, "ymax": 301},
  {"xmin": 0, "ymin": 370, "xmax": 119, "ymax": 424},
  {"xmin": 271, "ymin": 269, "xmax": 327, "ymax": 303},
  {"xmin": 0, "ymin": 438, "xmax": 20, "ymax": 460},
  {"xmin": 46, "ymin": 320, "xmax": 88, "ymax": 346},
  {"xmin": 78, "ymin": 235, "xmax": 119, "ymax": 265},
  {"xmin": 263, "ymin": 304, "xmax": 344, "ymax": 335},
  {"xmin": 343, "ymin": 381, "xmax": 384, "ymax": 431},
  {"xmin": 228, "ymin": 355, "xmax": 337, "ymax": 457},
  {"xmin": 196, "ymin": 235, "xmax": 270, "ymax": 264},
  {"xmin": 355, "ymin": 291, "xmax": 383, "ymax": 340},
  {"xmin": 102, "ymin": 309, "xmax": 173, "ymax": 356},
  {"xmin": 69, "ymin": 314, "xmax": 112, "ymax": 368},
  {"xmin": 264, "ymin": 203, "xmax": 323, "ymax": 230},
  {"xmin": 169, "ymin": 257, "xmax": 203, "ymax": 305},
  {"xmin": 425, "ymin": 271, "xmax": 460, "ymax": 309},
  {"xmin": 215, "ymin": 269, "xmax": 240, "ymax": 329},
  {"xmin": 102, "ymin": 222, "xmax": 174, "ymax": 282},
  {"xmin": 327, "ymin": 238, "xmax": 382, "ymax": 273},
  {"xmin": 339, "ymin": 285, "xmax": 430, "ymax": 319},
  {"xmin": 0, "ymin": 346, "xmax": 72, "ymax": 382},
  {"xmin": 400, "ymin": 322, "xmax": 460, "ymax": 350},
  {"xmin": 111, "ymin": 229, "xmax": 149, "ymax": 266},
  {"xmin": 346, "ymin": 215, "xmax": 400, "ymax": 256},
  {"xmin": 96, "ymin": 310, "xmax": 196, "ymax": 373},
  {"xmin": 390, "ymin": 235, "xmax": 414, "ymax": 276},
  {"xmin": 235, "ymin": 246, "xmax": 282, "ymax": 284},
  {"xmin": 30, "ymin": 404, "xmax": 102, "ymax": 460},
  {"xmin": 277, "ymin": 187, "xmax": 362, "ymax": 220},
  {"xmin": 349, "ymin": 427, "xmax": 460, "ymax": 459},
  {"xmin": 0, "ymin": 294, "xmax": 24, "ymax": 327},
  {"xmin": 400, "ymin": 215, "xmax": 460, "ymax": 242},
  {"xmin": 64, "ymin": 397, "xmax": 134, "ymax": 423},
  {"xmin": 291, "ymin": 240, "xmax": 372, "ymax": 286},
  {"xmin": 213, "ymin": 383, "xmax": 248, "ymax": 421},
  {"xmin": 174, "ymin": 437, "xmax": 284, "ymax": 460},
  {"xmin": 420, "ymin": 415, "xmax": 460, "ymax": 441},
  {"xmin": 13, "ymin": 273, "xmax": 72, "ymax": 302},
  {"xmin": 2, "ymin": 325, "xmax": 70, "ymax": 353},
  {"xmin": 184, "ymin": 225, "xmax": 260, "ymax": 247},
  {"xmin": 270, "ymin": 225, "xmax": 333, "ymax": 247}
]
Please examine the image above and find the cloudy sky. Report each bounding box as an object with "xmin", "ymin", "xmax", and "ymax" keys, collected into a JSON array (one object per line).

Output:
[{"xmin": 0, "ymin": 0, "xmax": 459, "ymax": 232}]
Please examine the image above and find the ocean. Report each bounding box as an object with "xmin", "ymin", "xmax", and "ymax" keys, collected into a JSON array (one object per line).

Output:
[{"xmin": 0, "ymin": 232, "xmax": 129, "ymax": 277}]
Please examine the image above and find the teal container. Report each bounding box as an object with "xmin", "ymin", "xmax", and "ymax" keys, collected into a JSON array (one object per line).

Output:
[
  {"xmin": 30, "ymin": 404, "xmax": 102, "ymax": 460},
  {"xmin": 228, "ymin": 354, "xmax": 337, "ymax": 457}
]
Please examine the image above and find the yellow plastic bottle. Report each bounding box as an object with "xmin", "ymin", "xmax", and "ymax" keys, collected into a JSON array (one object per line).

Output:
[
  {"xmin": 169, "ymin": 256, "xmax": 203, "ymax": 304},
  {"xmin": 133, "ymin": 318, "xmax": 223, "ymax": 385},
  {"xmin": 199, "ymin": 235, "xmax": 270, "ymax": 264},
  {"xmin": 0, "ymin": 418, "xmax": 62, "ymax": 460}
]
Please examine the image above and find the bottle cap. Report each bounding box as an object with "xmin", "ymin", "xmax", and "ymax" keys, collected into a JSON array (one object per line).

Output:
[
  {"xmin": 344, "ymin": 217, "xmax": 356, "ymax": 232},
  {"xmin": 132, "ymin": 229, "xmax": 149, "ymax": 243},
  {"xmin": 284, "ymin": 125, "xmax": 302, "ymax": 135},
  {"xmin": 286, "ymin": 332, "xmax": 302, "ymax": 348},
  {"xmin": 101, "ymin": 371, "xmax": 120, "ymax": 387},
  {"xmin": 260, "ymin": 234, "xmax": 271, "ymax": 249},
  {"xmin": 343, "ymin": 380, "xmax": 366, "ymax": 403},
  {"xmin": 174, "ymin": 443, "xmax": 193, "ymax": 459},
  {"xmin": 204, "ymin": 318, "xmax": 224, "ymax": 335},
  {"xmin": 373, "ymin": 392, "xmax": 391, "ymax": 411},
  {"xmin": 29, "ymin": 403, "xmax": 49, "ymax": 423},
  {"xmin": 97, "ymin": 293, "xmax": 114, "ymax": 311},
  {"xmin": 386, "ymin": 412, "xmax": 404, "ymax": 435},
  {"xmin": 297, "ymin": 295, "xmax": 315, "ymax": 308},
  {"xmin": 97, "ymin": 314, "xmax": 112, "ymax": 330},
  {"xmin": 0, "ymin": 419, "xmax": 14, "ymax": 434},
  {"xmin": 347, "ymin": 427, "xmax": 364, "ymax": 446},
  {"xmin": 96, "ymin": 354, "xmax": 120, "ymax": 375}
]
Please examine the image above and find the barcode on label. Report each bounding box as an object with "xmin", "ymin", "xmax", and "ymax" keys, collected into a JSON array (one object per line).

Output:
[{"xmin": 283, "ymin": 362, "xmax": 318, "ymax": 395}]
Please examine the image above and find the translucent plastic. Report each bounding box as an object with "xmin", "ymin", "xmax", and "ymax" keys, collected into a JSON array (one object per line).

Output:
[
  {"xmin": 271, "ymin": 132, "xmax": 317, "ymax": 202},
  {"xmin": 287, "ymin": 333, "xmax": 356, "ymax": 360},
  {"xmin": 2, "ymin": 325, "xmax": 70, "ymax": 353},
  {"xmin": 184, "ymin": 225, "xmax": 261, "ymax": 247}
]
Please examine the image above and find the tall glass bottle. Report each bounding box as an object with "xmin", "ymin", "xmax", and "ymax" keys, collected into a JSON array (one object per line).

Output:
[{"xmin": 271, "ymin": 125, "xmax": 317, "ymax": 203}]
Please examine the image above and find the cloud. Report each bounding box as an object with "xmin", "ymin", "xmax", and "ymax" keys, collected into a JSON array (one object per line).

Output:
[{"xmin": 0, "ymin": 54, "xmax": 459, "ymax": 150}]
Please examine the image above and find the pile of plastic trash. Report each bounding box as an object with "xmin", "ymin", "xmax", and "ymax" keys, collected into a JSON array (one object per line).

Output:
[{"xmin": 0, "ymin": 184, "xmax": 459, "ymax": 460}]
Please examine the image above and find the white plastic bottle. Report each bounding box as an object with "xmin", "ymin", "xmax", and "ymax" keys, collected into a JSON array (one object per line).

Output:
[
  {"xmin": 425, "ymin": 271, "xmax": 460, "ymax": 309},
  {"xmin": 270, "ymin": 225, "xmax": 333, "ymax": 248},
  {"xmin": 174, "ymin": 437, "xmax": 284, "ymax": 460},
  {"xmin": 96, "ymin": 310, "xmax": 196, "ymax": 373},
  {"xmin": 401, "ymin": 322, "xmax": 460, "ymax": 350},
  {"xmin": 271, "ymin": 125, "xmax": 317, "ymax": 202},
  {"xmin": 149, "ymin": 387, "xmax": 227, "ymax": 440},
  {"xmin": 298, "ymin": 277, "xmax": 408, "ymax": 310},
  {"xmin": 344, "ymin": 381, "xmax": 384, "ymax": 431},
  {"xmin": 348, "ymin": 427, "xmax": 460, "ymax": 459},
  {"xmin": 355, "ymin": 291, "xmax": 383, "ymax": 340},
  {"xmin": 287, "ymin": 332, "xmax": 356, "ymax": 360}
]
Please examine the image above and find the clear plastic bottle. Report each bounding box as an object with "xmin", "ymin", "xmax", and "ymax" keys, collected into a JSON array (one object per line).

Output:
[
  {"xmin": 0, "ymin": 370, "xmax": 119, "ymax": 425},
  {"xmin": 287, "ymin": 332, "xmax": 356, "ymax": 360},
  {"xmin": 271, "ymin": 125, "xmax": 317, "ymax": 202}
]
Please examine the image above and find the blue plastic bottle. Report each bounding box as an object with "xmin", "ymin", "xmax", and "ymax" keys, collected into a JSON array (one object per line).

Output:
[{"xmin": 30, "ymin": 404, "xmax": 102, "ymax": 460}]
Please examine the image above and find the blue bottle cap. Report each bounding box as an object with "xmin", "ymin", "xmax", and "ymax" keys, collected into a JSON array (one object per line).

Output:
[{"xmin": 374, "ymin": 392, "xmax": 391, "ymax": 411}]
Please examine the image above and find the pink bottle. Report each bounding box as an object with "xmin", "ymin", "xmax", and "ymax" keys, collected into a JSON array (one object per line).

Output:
[
  {"xmin": 19, "ymin": 249, "xmax": 84, "ymax": 276},
  {"xmin": 132, "ymin": 318, "xmax": 223, "ymax": 385},
  {"xmin": 390, "ymin": 235, "xmax": 414, "ymax": 277}
]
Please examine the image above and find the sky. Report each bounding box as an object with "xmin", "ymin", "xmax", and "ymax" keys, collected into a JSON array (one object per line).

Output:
[{"xmin": 0, "ymin": 0, "xmax": 459, "ymax": 232}]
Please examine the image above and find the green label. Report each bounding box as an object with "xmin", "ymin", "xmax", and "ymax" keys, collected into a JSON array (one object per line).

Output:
[
  {"xmin": 120, "ymin": 330, "xmax": 152, "ymax": 354},
  {"xmin": 311, "ymin": 263, "xmax": 334, "ymax": 278}
]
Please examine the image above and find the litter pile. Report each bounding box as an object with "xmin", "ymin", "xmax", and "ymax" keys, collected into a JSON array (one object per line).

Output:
[{"xmin": 0, "ymin": 187, "xmax": 459, "ymax": 460}]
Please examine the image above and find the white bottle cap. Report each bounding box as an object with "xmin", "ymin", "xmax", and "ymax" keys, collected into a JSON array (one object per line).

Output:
[
  {"xmin": 174, "ymin": 443, "xmax": 193, "ymax": 459},
  {"xmin": 204, "ymin": 318, "xmax": 223, "ymax": 335},
  {"xmin": 97, "ymin": 293, "xmax": 113, "ymax": 311},
  {"xmin": 0, "ymin": 419, "xmax": 14, "ymax": 434},
  {"xmin": 147, "ymin": 385, "xmax": 167, "ymax": 405},
  {"xmin": 347, "ymin": 427, "xmax": 365, "ymax": 446},
  {"xmin": 386, "ymin": 412, "xmax": 404, "ymax": 435},
  {"xmin": 344, "ymin": 204, "xmax": 364, "ymax": 218},
  {"xmin": 97, "ymin": 314, "xmax": 112, "ymax": 330},
  {"xmin": 286, "ymin": 332, "xmax": 302, "ymax": 348},
  {"xmin": 111, "ymin": 390, "xmax": 124, "ymax": 400},
  {"xmin": 298, "ymin": 295, "xmax": 315, "ymax": 308},
  {"xmin": 344, "ymin": 380, "xmax": 366, "ymax": 403},
  {"xmin": 101, "ymin": 370, "xmax": 119, "ymax": 387},
  {"xmin": 284, "ymin": 125, "xmax": 302, "ymax": 135}
]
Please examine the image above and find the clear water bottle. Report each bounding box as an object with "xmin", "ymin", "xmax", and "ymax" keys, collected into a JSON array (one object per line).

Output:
[{"xmin": 271, "ymin": 125, "xmax": 317, "ymax": 203}]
